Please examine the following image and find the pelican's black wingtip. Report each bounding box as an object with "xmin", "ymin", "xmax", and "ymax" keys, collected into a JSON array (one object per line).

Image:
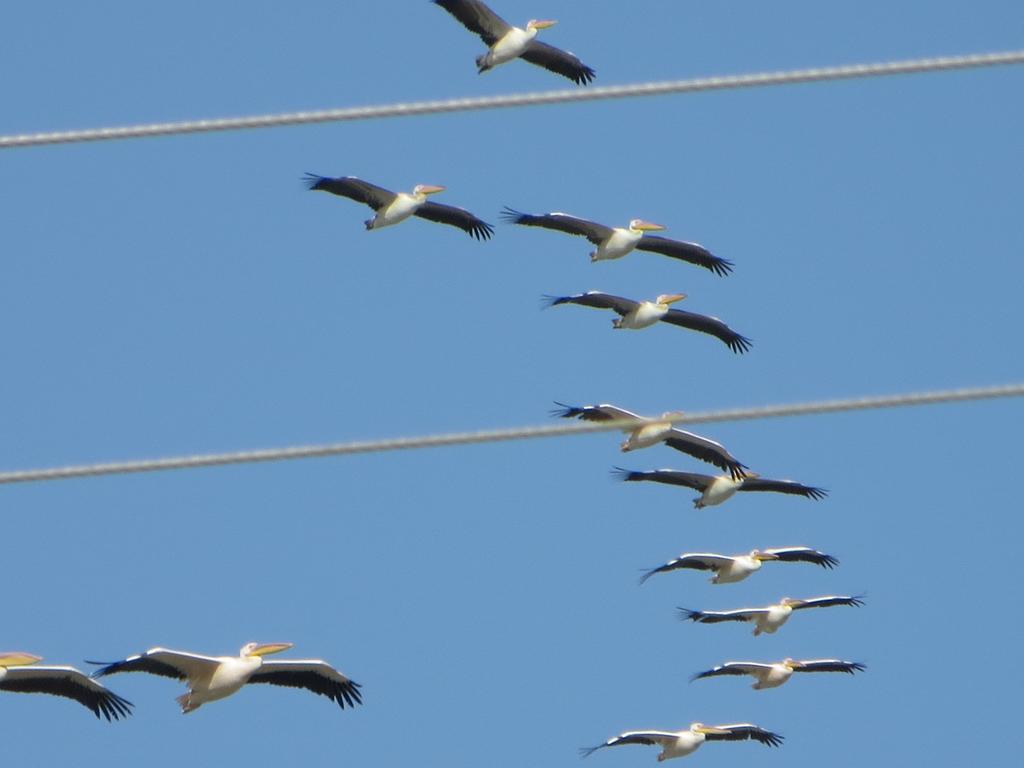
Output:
[
  {"xmin": 470, "ymin": 221, "xmax": 496, "ymax": 240},
  {"xmin": 550, "ymin": 401, "xmax": 583, "ymax": 419},
  {"xmin": 499, "ymin": 206, "xmax": 527, "ymax": 224},
  {"xmin": 729, "ymin": 334, "xmax": 753, "ymax": 354},
  {"xmin": 303, "ymin": 172, "xmax": 329, "ymax": 190},
  {"xmin": 574, "ymin": 66, "xmax": 597, "ymax": 86}
]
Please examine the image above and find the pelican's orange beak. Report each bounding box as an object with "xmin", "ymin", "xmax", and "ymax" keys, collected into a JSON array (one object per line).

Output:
[{"xmin": 248, "ymin": 642, "xmax": 294, "ymax": 657}]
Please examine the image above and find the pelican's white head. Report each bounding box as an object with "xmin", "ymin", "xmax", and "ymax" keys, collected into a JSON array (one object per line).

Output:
[
  {"xmin": 629, "ymin": 219, "xmax": 666, "ymax": 233},
  {"xmin": 0, "ymin": 652, "xmax": 43, "ymax": 668},
  {"xmin": 240, "ymin": 642, "xmax": 294, "ymax": 658}
]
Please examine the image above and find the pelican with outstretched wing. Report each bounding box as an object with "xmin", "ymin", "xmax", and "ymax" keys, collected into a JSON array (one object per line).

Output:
[
  {"xmin": 679, "ymin": 595, "xmax": 864, "ymax": 636},
  {"xmin": 615, "ymin": 468, "xmax": 826, "ymax": 508},
  {"xmin": 90, "ymin": 642, "xmax": 361, "ymax": 713},
  {"xmin": 640, "ymin": 547, "xmax": 838, "ymax": 585},
  {"xmin": 582, "ymin": 722, "xmax": 783, "ymax": 761},
  {"xmin": 502, "ymin": 207, "xmax": 731, "ymax": 275},
  {"xmin": 554, "ymin": 402, "xmax": 748, "ymax": 479},
  {"xmin": 433, "ymin": 0, "xmax": 595, "ymax": 84},
  {"xmin": 305, "ymin": 174, "xmax": 494, "ymax": 240},
  {"xmin": 692, "ymin": 658, "xmax": 865, "ymax": 690},
  {"xmin": 544, "ymin": 291, "xmax": 751, "ymax": 353}
]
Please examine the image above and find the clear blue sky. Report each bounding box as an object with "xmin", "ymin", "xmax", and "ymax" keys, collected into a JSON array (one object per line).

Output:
[{"xmin": 2, "ymin": 1, "xmax": 1023, "ymax": 765}]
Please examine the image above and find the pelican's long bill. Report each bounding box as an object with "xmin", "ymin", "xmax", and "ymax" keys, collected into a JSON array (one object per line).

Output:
[
  {"xmin": 247, "ymin": 642, "xmax": 294, "ymax": 657},
  {"xmin": 0, "ymin": 652, "xmax": 43, "ymax": 667}
]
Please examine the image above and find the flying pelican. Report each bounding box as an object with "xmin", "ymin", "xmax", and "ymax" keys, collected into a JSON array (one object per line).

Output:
[
  {"xmin": 305, "ymin": 174, "xmax": 494, "ymax": 240},
  {"xmin": 581, "ymin": 722, "xmax": 783, "ymax": 761},
  {"xmin": 679, "ymin": 595, "xmax": 864, "ymax": 636},
  {"xmin": 501, "ymin": 208, "xmax": 732, "ymax": 275},
  {"xmin": 0, "ymin": 652, "xmax": 132, "ymax": 720},
  {"xmin": 692, "ymin": 659, "xmax": 865, "ymax": 690},
  {"xmin": 554, "ymin": 402, "xmax": 747, "ymax": 479},
  {"xmin": 90, "ymin": 642, "xmax": 361, "ymax": 713},
  {"xmin": 639, "ymin": 547, "xmax": 838, "ymax": 585},
  {"xmin": 614, "ymin": 468, "xmax": 826, "ymax": 508},
  {"xmin": 433, "ymin": 0, "xmax": 595, "ymax": 84},
  {"xmin": 543, "ymin": 292, "xmax": 751, "ymax": 353}
]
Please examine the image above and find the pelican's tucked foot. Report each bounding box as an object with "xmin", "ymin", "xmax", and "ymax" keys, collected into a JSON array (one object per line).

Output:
[{"xmin": 176, "ymin": 692, "xmax": 199, "ymax": 713}]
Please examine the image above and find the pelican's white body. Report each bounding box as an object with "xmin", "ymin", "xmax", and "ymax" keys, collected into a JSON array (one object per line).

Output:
[
  {"xmin": 749, "ymin": 664, "xmax": 794, "ymax": 690},
  {"xmin": 696, "ymin": 476, "xmax": 743, "ymax": 507},
  {"xmin": 178, "ymin": 654, "xmax": 263, "ymax": 712},
  {"xmin": 710, "ymin": 556, "xmax": 762, "ymax": 584},
  {"xmin": 593, "ymin": 227, "xmax": 643, "ymax": 261},
  {"xmin": 371, "ymin": 192, "xmax": 425, "ymax": 229},
  {"xmin": 658, "ymin": 731, "xmax": 705, "ymax": 761},
  {"xmin": 483, "ymin": 25, "xmax": 537, "ymax": 68},
  {"xmin": 754, "ymin": 604, "xmax": 793, "ymax": 636},
  {"xmin": 616, "ymin": 301, "xmax": 670, "ymax": 329},
  {"xmin": 622, "ymin": 421, "xmax": 674, "ymax": 451}
]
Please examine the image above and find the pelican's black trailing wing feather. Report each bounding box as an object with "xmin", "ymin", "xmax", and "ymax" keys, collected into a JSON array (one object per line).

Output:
[
  {"xmin": 415, "ymin": 201, "xmax": 495, "ymax": 240},
  {"xmin": 635, "ymin": 234, "xmax": 734, "ymax": 276}
]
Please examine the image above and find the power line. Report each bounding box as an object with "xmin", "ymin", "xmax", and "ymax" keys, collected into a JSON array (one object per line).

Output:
[
  {"xmin": 2, "ymin": 50, "xmax": 1022, "ymax": 150},
  {"xmin": 0, "ymin": 382, "xmax": 1019, "ymax": 486}
]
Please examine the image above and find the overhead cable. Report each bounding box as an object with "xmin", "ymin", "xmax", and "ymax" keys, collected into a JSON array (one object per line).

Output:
[
  {"xmin": 1, "ymin": 50, "xmax": 1022, "ymax": 150},
  {"xmin": 0, "ymin": 382, "xmax": 1020, "ymax": 486}
]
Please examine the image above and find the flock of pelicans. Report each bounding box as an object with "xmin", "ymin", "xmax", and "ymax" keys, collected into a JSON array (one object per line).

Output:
[
  {"xmin": 553, "ymin": 404, "xmax": 865, "ymax": 760},
  {"xmin": 5, "ymin": 1, "xmax": 865, "ymax": 761},
  {"xmin": 297, "ymin": 177, "xmax": 754, "ymax": 353}
]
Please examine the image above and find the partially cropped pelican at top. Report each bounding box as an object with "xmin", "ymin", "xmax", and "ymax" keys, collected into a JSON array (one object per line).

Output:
[
  {"xmin": 692, "ymin": 658, "xmax": 865, "ymax": 690},
  {"xmin": 639, "ymin": 547, "xmax": 838, "ymax": 585},
  {"xmin": 90, "ymin": 642, "xmax": 361, "ymax": 713},
  {"xmin": 554, "ymin": 402, "xmax": 747, "ymax": 479},
  {"xmin": 679, "ymin": 595, "xmax": 864, "ymax": 636},
  {"xmin": 544, "ymin": 292, "xmax": 751, "ymax": 353},
  {"xmin": 0, "ymin": 651, "xmax": 132, "ymax": 720},
  {"xmin": 502, "ymin": 208, "xmax": 732, "ymax": 275},
  {"xmin": 433, "ymin": 0, "xmax": 595, "ymax": 84},
  {"xmin": 581, "ymin": 722, "xmax": 783, "ymax": 761},
  {"xmin": 305, "ymin": 174, "xmax": 494, "ymax": 240},
  {"xmin": 615, "ymin": 468, "xmax": 827, "ymax": 508}
]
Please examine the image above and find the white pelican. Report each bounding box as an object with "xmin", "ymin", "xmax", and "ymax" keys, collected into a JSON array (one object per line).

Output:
[
  {"xmin": 640, "ymin": 547, "xmax": 838, "ymax": 585},
  {"xmin": 502, "ymin": 208, "xmax": 732, "ymax": 275},
  {"xmin": 0, "ymin": 651, "xmax": 132, "ymax": 720},
  {"xmin": 614, "ymin": 468, "xmax": 827, "ymax": 508},
  {"xmin": 305, "ymin": 174, "xmax": 494, "ymax": 240},
  {"xmin": 433, "ymin": 0, "xmax": 595, "ymax": 84},
  {"xmin": 679, "ymin": 595, "xmax": 864, "ymax": 636},
  {"xmin": 582, "ymin": 722, "xmax": 783, "ymax": 761},
  {"xmin": 90, "ymin": 642, "xmax": 361, "ymax": 713},
  {"xmin": 692, "ymin": 658, "xmax": 865, "ymax": 689},
  {"xmin": 554, "ymin": 402, "xmax": 748, "ymax": 479},
  {"xmin": 544, "ymin": 291, "xmax": 751, "ymax": 353}
]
